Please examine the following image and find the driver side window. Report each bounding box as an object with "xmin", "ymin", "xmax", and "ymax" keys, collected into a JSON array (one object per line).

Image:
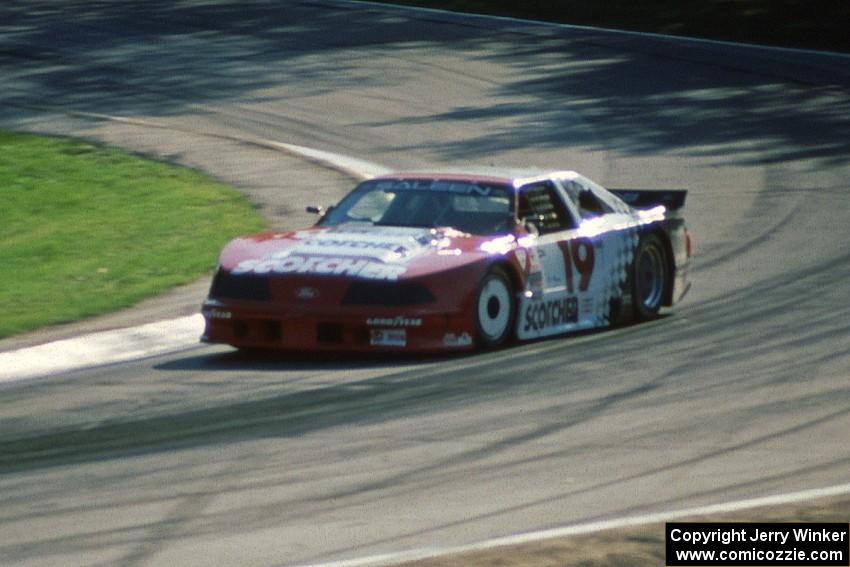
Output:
[{"xmin": 517, "ymin": 182, "xmax": 576, "ymax": 234}]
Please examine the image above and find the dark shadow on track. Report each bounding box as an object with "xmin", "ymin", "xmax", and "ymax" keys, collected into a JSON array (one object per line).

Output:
[
  {"xmin": 3, "ymin": 1, "xmax": 850, "ymax": 168},
  {"xmin": 154, "ymin": 347, "xmax": 466, "ymax": 372}
]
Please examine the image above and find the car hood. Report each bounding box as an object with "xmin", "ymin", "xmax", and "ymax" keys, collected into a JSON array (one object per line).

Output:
[{"xmin": 218, "ymin": 224, "xmax": 513, "ymax": 280}]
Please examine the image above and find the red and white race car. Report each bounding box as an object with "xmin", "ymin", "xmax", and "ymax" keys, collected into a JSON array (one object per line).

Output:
[{"xmin": 201, "ymin": 170, "xmax": 692, "ymax": 351}]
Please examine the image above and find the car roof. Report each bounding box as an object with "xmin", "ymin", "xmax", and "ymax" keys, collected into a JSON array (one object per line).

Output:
[{"xmin": 370, "ymin": 168, "xmax": 583, "ymax": 189}]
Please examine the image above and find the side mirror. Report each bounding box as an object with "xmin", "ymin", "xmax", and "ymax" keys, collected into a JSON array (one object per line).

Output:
[{"xmin": 306, "ymin": 205, "xmax": 326, "ymax": 216}]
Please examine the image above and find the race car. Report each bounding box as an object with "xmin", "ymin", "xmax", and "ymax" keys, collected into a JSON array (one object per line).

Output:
[{"xmin": 201, "ymin": 170, "xmax": 693, "ymax": 351}]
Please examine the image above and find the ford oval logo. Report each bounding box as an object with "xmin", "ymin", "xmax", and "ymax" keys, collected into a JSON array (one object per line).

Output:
[{"xmin": 296, "ymin": 287, "xmax": 319, "ymax": 300}]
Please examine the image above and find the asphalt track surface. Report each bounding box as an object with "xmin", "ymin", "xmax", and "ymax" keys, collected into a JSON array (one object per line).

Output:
[{"xmin": 1, "ymin": 2, "xmax": 849, "ymax": 566}]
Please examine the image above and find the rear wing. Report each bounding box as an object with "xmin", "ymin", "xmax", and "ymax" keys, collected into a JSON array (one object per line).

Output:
[{"xmin": 609, "ymin": 189, "xmax": 687, "ymax": 211}]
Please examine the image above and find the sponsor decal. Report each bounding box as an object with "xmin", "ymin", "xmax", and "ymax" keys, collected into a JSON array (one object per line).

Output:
[
  {"xmin": 290, "ymin": 227, "xmax": 437, "ymax": 262},
  {"xmin": 205, "ymin": 309, "xmax": 232, "ymax": 320},
  {"xmin": 295, "ymin": 237, "xmax": 415, "ymax": 261},
  {"xmin": 523, "ymin": 296, "xmax": 578, "ymax": 332},
  {"xmin": 373, "ymin": 179, "xmax": 496, "ymax": 196},
  {"xmin": 443, "ymin": 332, "xmax": 473, "ymax": 347},
  {"xmin": 370, "ymin": 328, "xmax": 406, "ymax": 347},
  {"xmin": 437, "ymin": 248, "xmax": 462, "ymax": 256},
  {"xmin": 295, "ymin": 287, "xmax": 319, "ymax": 300},
  {"xmin": 232, "ymin": 255, "xmax": 406, "ymax": 280},
  {"xmin": 231, "ymin": 227, "xmax": 449, "ymax": 279},
  {"xmin": 366, "ymin": 316, "xmax": 422, "ymax": 327}
]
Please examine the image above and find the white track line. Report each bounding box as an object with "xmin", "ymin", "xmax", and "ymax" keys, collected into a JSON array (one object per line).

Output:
[
  {"xmin": 267, "ymin": 140, "xmax": 391, "ymax": 181},
  {"xmin": 0, "ymin": 112, "xmax": 388, "ymax": 383},
  {"xmin": 62, "ymin": 110, "xmax": 391, "ymax": 181},
  {"xmin": 291, "ymin": 482, "xmax": 850, "ymax": 567}
]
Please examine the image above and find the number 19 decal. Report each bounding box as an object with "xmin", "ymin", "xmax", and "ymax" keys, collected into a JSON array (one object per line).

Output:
[{"xmin": 557, "ymin": 238, "xmax": 595, "ymax": 292}]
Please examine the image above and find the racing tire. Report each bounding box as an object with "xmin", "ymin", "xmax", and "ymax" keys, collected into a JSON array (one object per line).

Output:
[
  {"xmin": 474, "ymin": 266, "xmax": 516, "ymax": 349},
  {"xmin": 632, "ymin": 233, "xmax": 668, "ymax": 321}
]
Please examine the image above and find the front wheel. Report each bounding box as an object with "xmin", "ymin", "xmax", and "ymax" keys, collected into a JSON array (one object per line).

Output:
[
  {"xmin": 474, "ymin": 267, "xmax": 516, "ymax": 348},
  {"xmin": 632, "ymin": 233, "xmax": 669, "ymax": 321}
]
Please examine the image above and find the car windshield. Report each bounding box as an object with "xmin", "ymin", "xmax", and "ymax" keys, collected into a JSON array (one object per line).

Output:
[{"xmin": 319, "ymin": 178, "xmax": 515, "ymax": 235}]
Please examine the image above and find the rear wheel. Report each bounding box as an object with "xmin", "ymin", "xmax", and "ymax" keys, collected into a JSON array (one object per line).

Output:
[
  {"xmin": 632, "ymin": 234, "xmax": 668, "ymax": 320},
  {"xmin": 474, "ymin": 267, "xmax": 515, "ymax": 348}
]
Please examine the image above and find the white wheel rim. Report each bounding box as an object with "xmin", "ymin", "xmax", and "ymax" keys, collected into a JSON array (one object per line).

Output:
[{"xmin": 478, "ymin": 276, "xmax": 511, "ymax": 341}]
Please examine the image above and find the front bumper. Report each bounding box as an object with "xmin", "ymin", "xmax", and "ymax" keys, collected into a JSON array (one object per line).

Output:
[{"xmin": 201, "ymin": 300, "xmax": 475, "ymax": 352}]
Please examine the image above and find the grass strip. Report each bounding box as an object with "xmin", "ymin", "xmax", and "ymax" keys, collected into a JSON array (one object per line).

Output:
[
  {"xmin": 0, "ymin": 130, "xmax": 265, "ymax": 339},
  {"xmin": 373, "ymin": 0, "xmax": 850, "ymax": 53}
]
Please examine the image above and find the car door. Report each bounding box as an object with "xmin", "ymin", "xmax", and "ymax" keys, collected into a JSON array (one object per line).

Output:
[
  {"xmin": 515, "ymin": 180, "xmax": 609, "ymax": 340},
  {"xmin": 560, "ymin": 177, "xmax": 640, "ymax": 327}
]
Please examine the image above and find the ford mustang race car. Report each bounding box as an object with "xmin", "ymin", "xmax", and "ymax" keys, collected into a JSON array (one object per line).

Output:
[{"xmin": 201, "ymin": 170, "xmax": 692, "ymax": 351}]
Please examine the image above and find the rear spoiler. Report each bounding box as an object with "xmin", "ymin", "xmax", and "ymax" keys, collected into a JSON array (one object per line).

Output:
[{"xmin": 609, "ymin": 189, "xmax": 687, "ymax": 211}]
